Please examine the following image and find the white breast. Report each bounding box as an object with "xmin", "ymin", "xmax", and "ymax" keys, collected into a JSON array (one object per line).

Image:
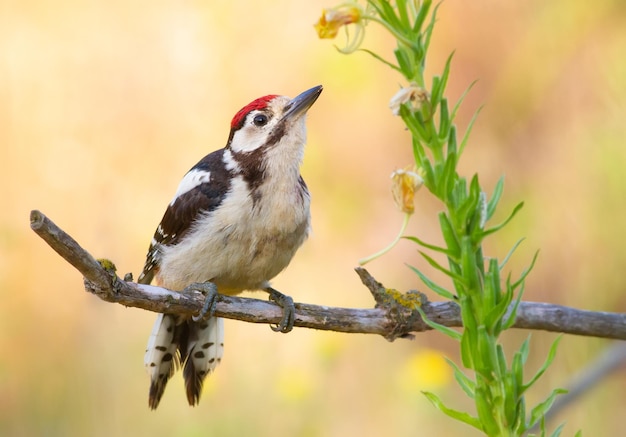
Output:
[{"xmin": 157, "ymin": 175, "xmax": 310, "ymax": 294}]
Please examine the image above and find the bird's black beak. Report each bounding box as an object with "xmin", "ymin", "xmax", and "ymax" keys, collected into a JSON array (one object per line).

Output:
[{"xmin": 283, "ymin": 85, "xmax": 323, "ymax": 120}]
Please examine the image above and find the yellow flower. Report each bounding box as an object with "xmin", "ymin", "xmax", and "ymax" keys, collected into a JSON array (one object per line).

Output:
[
  {"xmin": 391, "ymin": 168, "xmax": 424, "ymax": 214},
  {"xmin": 389, "ymin": 84, "xmax": 429, "ymax": 116},
  {"xmin": 314, "ymin": 6, "xmax": 362, "ymax": 39}
]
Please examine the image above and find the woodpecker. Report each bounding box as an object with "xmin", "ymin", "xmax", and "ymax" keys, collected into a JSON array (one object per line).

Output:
[{"xmin": 138, "ymin": 85, "xmax": 322, "ymax": 409}]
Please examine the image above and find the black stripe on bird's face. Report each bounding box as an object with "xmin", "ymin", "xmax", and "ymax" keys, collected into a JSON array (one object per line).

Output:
[{"xmin": 226, "ymin": 113, "xmax": 291, "ymax": 204}]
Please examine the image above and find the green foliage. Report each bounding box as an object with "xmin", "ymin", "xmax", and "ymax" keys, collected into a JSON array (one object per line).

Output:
[{"xmin": 316, "ymin": 1, "xmax": 568, "ymax": 435}]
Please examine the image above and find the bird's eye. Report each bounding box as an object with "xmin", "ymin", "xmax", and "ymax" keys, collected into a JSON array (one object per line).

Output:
[{"xmin": 253, "ymin": 114, "xmax": 268, "ymax": 126}]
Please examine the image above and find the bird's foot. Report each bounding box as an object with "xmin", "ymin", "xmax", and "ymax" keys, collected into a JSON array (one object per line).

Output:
[
  {"xmin": 266, "ymin": 287, "xmax": 295, "ymax": 333},
  {"xmin": 186, "ymin": 282, "xmax": 219, "ymax": 322}
]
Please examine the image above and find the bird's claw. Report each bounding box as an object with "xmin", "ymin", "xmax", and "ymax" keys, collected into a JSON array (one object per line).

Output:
[
  {"xmin": 266, "ymin": 287, "xmax": 295, "ymax": 333},
  {"xmin": 186, "ymin": 282, "xmax": 219, "ymax": 322}
]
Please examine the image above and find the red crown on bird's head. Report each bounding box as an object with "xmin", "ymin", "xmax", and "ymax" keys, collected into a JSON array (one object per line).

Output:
[{"xmin": 230, "ymin": 95, "xmax": 279, "ymax": 130}]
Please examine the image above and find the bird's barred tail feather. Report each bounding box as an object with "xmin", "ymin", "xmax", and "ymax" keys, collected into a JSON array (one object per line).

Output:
[
  {"xmin": 144, "ymin": 313, "xmax": 180, "ymax": 409},
  {"xmin": 144, "ymin": 313, "xmax": 224, "ymax": 409},
  {"xmin": 182, "ymin": 316, "xmax": 225, "ymax": 406}
]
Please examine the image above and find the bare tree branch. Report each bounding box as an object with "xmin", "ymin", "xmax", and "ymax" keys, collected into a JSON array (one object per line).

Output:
[{"xmin": 30, "ymin": 210, "xmax": 626, "ymax": 341}]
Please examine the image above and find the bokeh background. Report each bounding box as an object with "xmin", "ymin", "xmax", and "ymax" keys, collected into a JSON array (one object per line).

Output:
[{"xmin": 2, "ymin": 1, "xmax": 625, "ymax": 435}]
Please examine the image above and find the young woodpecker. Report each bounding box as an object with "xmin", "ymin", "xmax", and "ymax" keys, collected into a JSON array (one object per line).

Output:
[{"xmin": 138, "ymin": 85, "xmax": 323, "ymax": 409}]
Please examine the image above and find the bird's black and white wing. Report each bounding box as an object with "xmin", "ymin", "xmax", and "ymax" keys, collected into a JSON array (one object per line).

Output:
[{"xmin": 138, "ymin": 149, "xmax": 233, "ymax": 285}]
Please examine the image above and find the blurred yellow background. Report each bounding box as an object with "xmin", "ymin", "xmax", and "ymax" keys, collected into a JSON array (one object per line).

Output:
[{"xmin": 2, "ymin": 1, "xmax": 625, "ymax": 435}]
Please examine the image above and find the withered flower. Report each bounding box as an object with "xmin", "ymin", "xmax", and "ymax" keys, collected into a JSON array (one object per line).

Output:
[
  {"xmin": 389, "ymin": 84, "xmax": 429, "ymax": 116},
  {"xmin": 314, "ymin": 6, "xmax": 362, "ymax": 39}
]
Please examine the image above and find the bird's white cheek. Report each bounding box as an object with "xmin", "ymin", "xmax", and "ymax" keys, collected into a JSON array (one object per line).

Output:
[{"xmin": 229, "ymin": 129, "xmax": 266, "ymax": 153}]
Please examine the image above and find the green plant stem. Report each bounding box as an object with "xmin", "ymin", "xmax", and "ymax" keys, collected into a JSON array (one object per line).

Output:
[
  {"xmin": 319, "ymin": 1, "xmax": 562, "ymax": 434},
  {"xmin": 358, "ymin": 213, "xmax": 410, "ymax": 265}
]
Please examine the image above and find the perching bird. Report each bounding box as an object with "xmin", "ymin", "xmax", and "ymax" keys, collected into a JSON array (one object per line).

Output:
[{"xmin": 138, "ymin": 85, "xmax": 322, "ymax": 409}]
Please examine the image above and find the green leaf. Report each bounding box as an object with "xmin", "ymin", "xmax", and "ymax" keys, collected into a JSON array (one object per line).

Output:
[
  {"xmin": 504, "ymin": 367, "xmax": 524, "ymax": 429},
  {"xmin": 476, "ymin": 326, "xmax": 499, "ymax": 377},
  {"xmin": 420, "ymin": 1, "xmax": 439, "ymax": 56},
  {"xmin": 487, "ymin": 175, "xmax": 505, "ymax": 221},
  {"xmin": 440, "ymin": 150, "xmax": 458, "ymax": 202},
  {"xmin": 394, "ymin": 47, "xmax": 412, "ymax": 74},
  {"xmin": 528, "ymin": 388, "xmax": 568, "ymax": 429},
  {"xmin": 415, "ymin": 108, "xmax": 437, "ymax": 144},
  {"xmin": 431, "ymin": 52, "xmax": 454, "ymax": 110},
  {"xmin": 518, "ymin": 336, "xmax": 531, "ymax": 365},
  {"xmin": 447, "ymin": 124, "xmax": 458, "ymax": 156},
  {"xmin": 480, "ymin": 201, "xmax": 524, "ymax": 238},
  {"xmin": 450, "ymin": 176, "xmax": 467, "ymax": 211},
  {"xmin": 419, "ymin": 250, "xmax": 467, "ymax": 285},
  {"xmin": 439, "ymin": 212, "xmax": 461, "ymax": 255},
  {"xmin": 401, "ymin": 105, "xmax": 429, "ymax": 142},
  {"xmin": 414, "ymin": 304, "xmax": 462, "ymax": 341},
  {"xmin": 403, "ymin": 236, "xmax": 454, "ymax": 257},
  {"xmin": 513, "ymin": 396, "xmax": 527, "ymax": 435},
  {"xmin": 468, "ymin": 192, "xmax": 488, "ymax": 243},
  {"xmin": 475, "ymin": 386, "xmax": 499, "ymax": 435},
  {"xmin": 460, "ymin": 328, "xmax": 475, "ymax": 368},
  {"xmin": 538, "ymin": 415, "xmax": 547, "ymax": 436},
  {"xmin": 482, "ymin": 258, "xmax": 501, "ymax": 310},
  {"xmin": 510, "ymin": 249, "xmax": 539, "ymax": 292},
  {"xmin": 406, "ymin": 264, "xmax": 456, "ymax": 300},
  {"xmin": 445, "ymin": 357, "xmax": 476, "ymax": 399},
  {"xmin": 439, "ymin": 98, "xmax": 451, "ymax": 140},
  {"xmin": 549, "ymin": 423, "xmax": 566, "ymax": 437},
  {"xmin": 484, "ymin": 262, "xmax": 515, "ymax": 335},
  {"xmin": 420, "ymin": 158, "xmax": 436, "ymax": 191},
  {"xmin": 395, "ymin": 0, "xmax": 410, "ymax": 28},
  {"xmin": 499, "ymin": 237, "xmax": 525, "ymax": 270},
  {"xmin": 502, "ymin": 276, "xmax": 525, "ymax": 330},
  {"xmin": 455, "ymin": 179, "xmax": 480, "ymax": 232},
  {"xmin": 469, "ymin": 174, "xmax": 481, "ymax": 203},
  {"xmin": 410, "ymin": 134, "xmax": 428, "ymax": 168},
  {"xmin": 503, "ymin": 372, "xmax": 520, "ymax": 426},
  {"xmin": 474, "ymin": 245, "xmax": 486, "ymax": 278},
  {"xmin": 451, "ymin": 79, "xmax": 478, "ymax": 122},
  {"xmin": 460, "ymin": 236, "xmax": 480, "ymax": 290},
  {"xmin": 371, "ymin": 0, "xmax": 402, "ymax": 29},
  {"xmin": 481, "ymin": 272, "xmax": 496, "ymax": 324},
  {"xmin": 459, "ymin": 295, "xmax": 477, "ymax": 332},
  {"xmin": 496, "ymin": 343, "xmax": 507, "ymax": 377},
  {"xmin": 431, "ymin": 74, "xmax": 441, "ymax": 106},
  {"xmin": 522, "ymin": 336, "xmax": 562, "ymax": 394},
  {"xmin": 412, "ymin": 0, "xmax": 433, "ymax": 34},
  {"xmin": 458, "ymin": 105, "xmax": 483, "ymax": 157},
  {"xmin": 360, "ymin": 48, "xmax": 401, "ymax": 72},
  {"xmin": 512, "ymin": 337, "xmax": 530, "ymax": 390},
  {"xmin": 422, "ymin": 391, "xmax": 483, "ymax": 431}
]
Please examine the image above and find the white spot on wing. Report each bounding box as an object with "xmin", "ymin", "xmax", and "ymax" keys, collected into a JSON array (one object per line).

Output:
[
  {"xmin": 170, "ymin": 169, "xmax": 211, "ymax": 205},
  {"xmin": 222, "ymin": 149, "xmax": 239, "ymax": 171}
]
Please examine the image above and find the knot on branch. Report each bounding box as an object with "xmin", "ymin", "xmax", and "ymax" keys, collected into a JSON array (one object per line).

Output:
[
  {"xmin": 83, "ymin": 258, "xmax": 122, "ymax": 302},
  {"xmin": 355, "ymin": 267, "xmax": 429, "ymax": 341}
]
